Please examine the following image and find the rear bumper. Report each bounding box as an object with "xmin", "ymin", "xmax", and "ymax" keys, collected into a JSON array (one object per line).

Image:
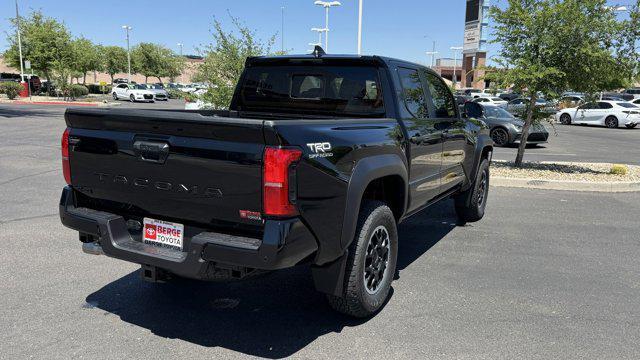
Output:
[{"xmin": 59, "ymin": 186, "xmax": 318, "ymax": 279}]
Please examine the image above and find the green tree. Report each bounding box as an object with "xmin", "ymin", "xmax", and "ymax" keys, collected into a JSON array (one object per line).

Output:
[
  {"xmin": 71, "ymin": 38, "xmax": 103, "ymax": 84},
  {"xmin": 488, "ymin": 0, "xmax": 640, "ymax": 167},
  {"xmin": 193, "ymin": 15, "xmax": 276, "ymax": 108},
  {"xmin": 131, "ymin": 43, "xmax": 179, "ymax": 83},
  {"xmin": 102, "ymin": 46, "xmax": 128, "ymax": 83},
  {"xmin": 3, "ymin": 10, "xmax": 74, "ymax": 83}
]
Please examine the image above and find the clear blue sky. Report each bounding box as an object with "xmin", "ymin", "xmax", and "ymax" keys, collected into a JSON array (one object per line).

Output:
[{"xmin": 0, "ymin": 0, "xmax": 632, "ymax": 65}]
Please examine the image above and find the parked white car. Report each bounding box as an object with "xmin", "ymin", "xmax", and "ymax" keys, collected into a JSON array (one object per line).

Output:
[
  {"xmin": 112, "ymin": 83, "xmax": 155, "ymax": 102},
  {"xmin": 139, "ymin": 84, "xmax": 169, "ymax": 101},
  {"xmin": 473, "ymin": 96, "xmax": 508, "ymax": 108},
  {"xmin": 556, "ymin": 100, "xmax": 640, "ymax": 129}
]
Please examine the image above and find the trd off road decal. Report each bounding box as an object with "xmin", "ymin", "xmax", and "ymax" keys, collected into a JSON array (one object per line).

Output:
[{"xmin": 306, "ymin": 142, "xmax": 333, "ymax": 159}]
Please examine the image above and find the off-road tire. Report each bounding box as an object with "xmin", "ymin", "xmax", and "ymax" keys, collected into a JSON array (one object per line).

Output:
[
  {"xmin": 455, "ymin": 158, "xmax": 490, "ymax": 223},
  {"xmin": 327, "ymin": 200, "xmax": 398, "ymax": 318}
]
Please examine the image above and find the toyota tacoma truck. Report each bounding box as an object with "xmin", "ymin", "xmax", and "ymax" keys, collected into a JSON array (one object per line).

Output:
[{"xmin": 59, "ymin": 51, "xmax": 493, "ymax": 317}]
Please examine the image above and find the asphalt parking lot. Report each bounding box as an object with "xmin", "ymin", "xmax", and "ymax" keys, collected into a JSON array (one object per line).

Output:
[
  {"xmin": 491, "ymin": 122, "xmax": 640, "ymax": 165},
  {"xmin": 1, "ymin": 103, "xmax": 639, "ymax": 359}
]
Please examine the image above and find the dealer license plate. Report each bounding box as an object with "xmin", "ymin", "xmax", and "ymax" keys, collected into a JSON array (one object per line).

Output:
[{"xmin": 143, "ymin": 217, "xmax": 184, "ymax": 251}]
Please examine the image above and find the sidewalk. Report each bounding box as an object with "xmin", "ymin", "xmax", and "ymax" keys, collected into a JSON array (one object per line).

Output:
[{"xmin": 0, "ymin": 94, "xmax": 117, "ymax": 107}]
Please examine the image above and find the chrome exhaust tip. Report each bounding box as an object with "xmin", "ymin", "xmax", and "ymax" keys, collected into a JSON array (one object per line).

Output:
[{"xmin": 82, "ymin": 242, "xmax": 104, "ymax": 256}]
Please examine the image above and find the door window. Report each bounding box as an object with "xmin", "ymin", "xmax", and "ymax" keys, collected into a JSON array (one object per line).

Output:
[
  {"xmin": 397, "ymin": 68, "xmax": 428, "ymax": 118},
  {"xmin": 597, "ymin": 102, "xmax": 613, "ymax": 109},
  {"xmin": 423, "ymin": 72, "xmax": 457, "ymax": 118}
]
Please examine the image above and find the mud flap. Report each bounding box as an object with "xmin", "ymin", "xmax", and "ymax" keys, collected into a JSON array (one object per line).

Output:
[{"xmin": 311, "ymin": 251, "xmax": 348, "ymax": 296}]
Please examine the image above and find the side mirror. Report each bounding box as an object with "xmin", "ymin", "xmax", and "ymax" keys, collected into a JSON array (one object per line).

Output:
[{"xmin": 464, "ymin": 102, "xmax": 484, "ymax": 118}]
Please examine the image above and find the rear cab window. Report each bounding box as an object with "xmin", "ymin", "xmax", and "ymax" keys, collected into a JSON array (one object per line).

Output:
[{"xmin": 236, "ymin": 64, "xmax": 385, "ymax": 117}]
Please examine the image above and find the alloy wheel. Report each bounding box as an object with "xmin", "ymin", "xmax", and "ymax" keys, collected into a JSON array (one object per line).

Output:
[
  {"xmin": 363, "ymin": 225, "xmax": 391, "ymax": 295},
  {"xmin": 491, "ymin": 128, "xmax": 509, "ymax": 146}
]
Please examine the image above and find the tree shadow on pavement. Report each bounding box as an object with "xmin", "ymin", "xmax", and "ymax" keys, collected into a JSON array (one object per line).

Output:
[
  {"xmin": 85, "ymin": 199, "xmax": 458, "ymax": 358},
  {"xmin": 0, "ymin": 106, "xmax": 60, "ymax": 119}
]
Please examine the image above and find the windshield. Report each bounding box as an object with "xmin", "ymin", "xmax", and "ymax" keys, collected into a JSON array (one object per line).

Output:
[
  {"xmin": 617, "ymin": 102, "xmax": 638, "ymax": 108},
  {"xmin": 483, "ymin": 105, "xmax": 515, "ymax": 119},
  {"xmin": 491, "ymin": 97, "xmax": 503, "ymax": 102},
  {"xmin": 236, "ymin": 65, "xmax": 385, "ymax": 116},
  {"xmin": 134, "ymin": 84, "xmax": 148, "ymax": 89}
]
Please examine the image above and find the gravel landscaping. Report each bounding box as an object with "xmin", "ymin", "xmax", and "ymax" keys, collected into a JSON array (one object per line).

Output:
[{"xmin": 492, "ymin": 161, "xmax": 640, "ymax": 182}]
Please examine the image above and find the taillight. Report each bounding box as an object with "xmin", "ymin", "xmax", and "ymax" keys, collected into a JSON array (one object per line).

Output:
[
  {"xmin": 263, "ymin": 147, "xmax": 302, "ymax": 217},
  {"xmin": 61, "ymin": 128, "xmax": 71, "ymax": 185}
]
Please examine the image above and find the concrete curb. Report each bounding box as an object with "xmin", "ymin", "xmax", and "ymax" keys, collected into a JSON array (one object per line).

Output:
[
  {"xmin": 1, "ymin": 100, "xmax": 120, "ymax": 107},
  {"xmin": 491, "ymin": 177, "xmax": 640, "ymax": 192}
]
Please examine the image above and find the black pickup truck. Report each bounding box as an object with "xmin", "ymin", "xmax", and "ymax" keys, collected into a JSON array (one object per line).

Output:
[{"xmin": 59, "ymin": 52, "xmax": 493, "ymax": 317}]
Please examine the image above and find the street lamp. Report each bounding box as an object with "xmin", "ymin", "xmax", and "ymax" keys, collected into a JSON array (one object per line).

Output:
[
  {"xmin": 424, "ymin": 35, "xmax": 437, "ymax": 68},
  {"xmin": 311, "ymin": 27, "xmax": 327, "ymax": 48},
  {"xmin": 357, "ymin": 0, "xmax": 363, "ymax": 55},
  {"xmin": 314, "ymin": 1, "xmax": 341, "ymax": 52},
  {"xmin": 425, "ymin": 51, "xmax": 439, "ymax": 69},
  {"xmin": 177, "ymin": 43, "xmax": 184, "ymax": 84},
  {"xmin": 281, "ymin": 7, "xmax": 285, "ymax": 53},
  {"xmin": 15, "ymin": 0, "xmax": 24, "ymax": 83},
  {"xmin": 450, "ymin": 46, "xmax": 463, "ymax": 87},
  {"xmin": 122, "ymin": 25, "xmax": 132, "ymax": 83}
]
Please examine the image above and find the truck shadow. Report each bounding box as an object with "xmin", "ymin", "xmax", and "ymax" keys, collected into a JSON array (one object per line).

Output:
[{"xmin": 85, "ymin": 199, "xmax": 457, "ymax": 358}]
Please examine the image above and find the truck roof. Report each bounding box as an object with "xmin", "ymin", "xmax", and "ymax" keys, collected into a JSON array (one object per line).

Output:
[{"xmin": 246, "ymin": 53, "xmax": 425, "ymax": 69}]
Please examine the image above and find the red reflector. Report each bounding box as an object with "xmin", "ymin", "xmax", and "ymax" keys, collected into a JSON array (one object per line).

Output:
[
  {"xmin": 61, "ymin": 128, "xmax": 71, "ymax": 185},
  {"xmin": 263, "ymin": 147, "xmax": 302, "ymax": 217}
]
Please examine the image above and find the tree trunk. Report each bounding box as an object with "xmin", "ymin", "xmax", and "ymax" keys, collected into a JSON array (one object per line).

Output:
[
  {"xmin": 514, "ymin": 95, "xmax": 538, "ymax": 167},
  {"xmin": 82, "ymin": 73, "xmax": 87, "ymax": 84},
  {"xmin": 110, "ymin": 74, "xmax": 114, "ymax": 84},
  {"xmin": 145, "ymin": 76, "xmax": 148, "ymax": 84},
  {"xmin": 156, "ymin": 76, "xmax": 162, "ymax": 84}
]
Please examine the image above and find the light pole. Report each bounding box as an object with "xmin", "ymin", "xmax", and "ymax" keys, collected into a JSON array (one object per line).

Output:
[
  {"xmin": 425, "ymin": 51, "xmax": 439, "ymax": 68},
  {"xmin": 314, "ymin": 1, "xmax": 341, "ymax": 52},
  {"xmin": 357, "ymin": 0, "xmax": 363, "ymax": 55},
  {"xmin": 177, "ymin": 43, "xmax": 183, "ymax": 84},
  {"xmin": 450, "ymin": 46, "xmax": 463, "ymax": 87},
  {"xmin": 122, "ymin": 25, "xmax": 132, "ymax": 83},
  {"xmin": 281, "ymin": 6, "xmax": 285, "ymax": 53},
  {"xmin": 311, "ymin": 27, "xmax": 327, "ymax": 48},
  {"xmin": 15, "ymin": 0, "xmax": 24, "ymax": 83},
  {"xmin": 424, "ymin": 35, "xmax": 437, "ymax": 68}
]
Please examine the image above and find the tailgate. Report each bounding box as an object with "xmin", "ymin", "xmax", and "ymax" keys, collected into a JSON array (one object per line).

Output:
[{"xmin": 65, "ymin": 108, "xmax": 265, "ymax": 227}]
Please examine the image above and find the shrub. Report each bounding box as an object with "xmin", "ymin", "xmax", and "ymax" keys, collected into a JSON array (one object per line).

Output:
[
  {"xmin": 167, "ymin": 89, "xmax": 185, "ymax": 99},
  {"xmin": 68, "ymin": 84, "xmax": 89, "ymax": 98},
  {"xmin": 0, "ymin": 81, "xmax": 24, "ymax": 99},
  {"xmin": 609, "ymin": 164, "xmax": 628, "ymax": 175}
]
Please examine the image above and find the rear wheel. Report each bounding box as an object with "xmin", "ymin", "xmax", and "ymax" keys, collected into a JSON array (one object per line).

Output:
[
  {"xmin": 490, "ymin": 128, "xmax": 510, "ymax": 147},
  {"xmin": 625, "ymin": 124, "xmax": 637, "ymax": 129},
  {"xmin": 605, "ymin": 116, "xmax": 618, "ymax": 128},
  {"xmin": 560, "ymin": 113, "xmax": 572, "ymax": 125},
  {"xmin": 326, "ymin": 200, "xmax": 398, "ymax": 318},
  {"xmin": 455, "ymin": 158, "xmax": 490, "ymax": 223}
]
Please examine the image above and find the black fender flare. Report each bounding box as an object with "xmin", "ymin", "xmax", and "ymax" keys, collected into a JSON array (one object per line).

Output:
[
  {"xmin": 464, "ymin": 134, "xmax": 493, "ymax": 192},
  {"xmin": 311, "ymin": 154, "xmax": 408, "ymax": 296},
  {"xmin": 340, "ymin": 154, "xmax": 408, "ymax": 249}
]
